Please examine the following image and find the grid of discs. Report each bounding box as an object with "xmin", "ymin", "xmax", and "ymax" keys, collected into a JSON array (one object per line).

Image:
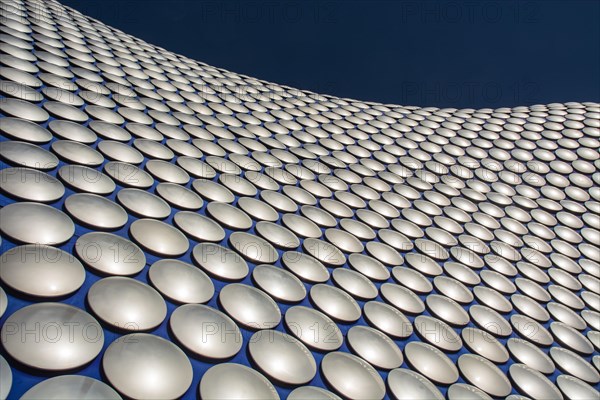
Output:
[{"xmin": 0, "ymin": 0, "xmax": 599, "ymax": 399}]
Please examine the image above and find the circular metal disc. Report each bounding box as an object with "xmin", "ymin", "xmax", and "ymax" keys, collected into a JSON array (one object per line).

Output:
[
  {"xmin": 148, "ymin": 259, "xmax": 214, "ymax": 304},
  {"xmin": 1, "ymin": 303, "xmax": 103, "ymax": 370},
  {"xmin": 550, "ymin": 347, "xmax": 599, "ymax": 384},
  {"xmin": 325, "ymin": 228, "xmax": 364, "ymax": 253},
  {"xmin": 173, "ymin": 211, "xmax": 225, "ymax": 242},
  {"xmin": 348, "ymin": 253, "xmax": 391, "ymax": 281},
  {"xmin": 507, "ymin": 337, "xmax": 555, "ymax": 374},
  {"xmin": 229, "ymin": 232, "xmax": 279, "ymax": 263},
  {"xmin": 20, "ymin": 376, "xmax": 122, "ymax": 400},
  {"xmin": 1, "ymin": 99, "xmax": 49, "ymax": 122},
  {"xmin": 192, "ymin": 243, "xmax": 249, "ymax": 280},
  {"xmin": 310, "ymin": 283, "xmax": 362, "ymax": 323},
  {"xmin": 387, "ymin": 368, "xmax": 444, "ymax": 400},
  {"xmin": 0, "ymin": 244, "xmax": 85, "ymax": 297},
  {"xmin": 206, "ymin": 201, "xmax": 252, "ymax": 230},
  {"xmin": 366, "ymin": 241, "xmax": 403, "ymax": 266},
  {"xmin": 458, "ymin": 354, "xmax": 512, "ymax": 397},
  {"xmin": 556, "ymin": 375, "xmax": 599, "ymax": 400},
  {"xmin": 282, "ymin": 213, "xmax": 322, "ymax": 238},
  {"xmin": 87, "ymin": 277, "xmax": 167, "ymax": 331},
  {"xmin": 117, "ymin": 188, "xmax": 171, "ymax": 219},
  {"xmin": 332, "ymin": 268, "xmax": 378, "ymax": 300},
  {"xmin": 462, "ymin": 327, "xmax": 509, "ymax": 363},
  {"xmin": 0, "ymin": 202, "xmax": 74, "ymax": 245},
  {"xmin": 256, "ymin": 221, "xmax": 301, "ymax": 250},
  {"xmin": 155, "ymin": 183, "xmax": 203, "ymax": 210},
  {"xmin": 0, "ymin": 141, "xmax": 58, "ymax": 170},
  {"xmin": 415, "ymin": 315, "xmax": 463, "ymax": 352},
  {"xmin": 104, "ymin": 162, "xmax": 154, "ymax": 189},
  {"xmin": 550, "ymin": 321, "xmax": 594, "ymax": 354},
  {"xmin": 285, "ymin": 305, "xmax": 343, "ymax": 351},
  {"xmin": 238, "ymin": 197, "xmax": 279, "ymax": 222},
  {"xmin": 347, "ymin": 325, "xmax": 404, "ymax": 370},
  {"xmin": 0, "ymin": 117, "xmax": 52, "ymax": 143},
  {"xmin": 363, "ymin": 300, "xmax": 413, "ymax": 338},
  {"xmin": 199, "ymin": 363, "xmax": 279, "ymax": 400},
  {"xmin": 303, "ymin": 238, "xmax": 346, "ymax": 266},
  {"xmin": 249, "ymin": 329, "xmax": 316, "ymax": 384},
  {"xmin": 219, "ymin": 283, "xmax": 281, "ymax": 329},
  {"xmin": 103, "ymin": 333, "xmax": 193, "ymax": 400},
  {"xmin": 470, "ymin": 305, "xmax": 512, "ymax": 336},
  {"xmin": 405, "ymin": 341, "xmax": 458, "ymax": 384},
  {"xmin": 75, "ymin": 232, "xmax": 146, "ymax": 276},
  {"xmin": 288, "ymin": 386, "xmax": 341, "ymax": 400},
  {"xmin": 145, "ymin": 159, "xmax": 190, "ymax": 184},
  {"xmin": 169, "ymin": 304, "xmax": 242, "ymax": 359},
  {"xmin": 252, "ymin": 264, "xmax": 306, "ymax": 303},
  {"xmin": 65, "ymin": 193, "xmax": 128, "ymax": 229},
  {"xmin": 381, "ymin": 283, "xmax": 426, "ymax": 314},
  {"xmin": 321, "ymin": 352, "xmax": 386, "ymax": 400},
  {"xmin": 0, "ymin": 286, "xmax": 7, "ymax": 318},
  {"xmin": 0, "ymin": 355, "xmax": 12, "ymax": 400},
  {"xmin": 51, "ymin": 140, "xmax": 104, "ymax": 166},
  {"xmin": 59, "ymin": 165, "xmax": 116, "ymax": 195},
  {"xmin": 281, "ymin": 251, "xmax": 330, "ymax": 283},
  {"xmin": 48, "ymin": 120, "xmax": 97, "ymax": 143},
  {"xmin": 129, "ymin": 218, "xmax": 189, "ymax": 257},
  {"xmin": 447, "ymin": 383, "xmax": 493, "ymax": 400},
  {"xmin": 0, "ymin": 167, "xmax": 64, "ymax": 202},
  {"xmin": 393, "ymin": 266, "xmax": 433, "ymax": 293},
  {"xmin": 509, "ymin": 363, "xmax": 564, "ymax": 400}
]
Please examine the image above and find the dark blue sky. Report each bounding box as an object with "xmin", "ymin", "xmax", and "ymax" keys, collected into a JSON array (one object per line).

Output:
[{"xmin": 61, "ymin": 0, "xmax": 599, "ymax": 109}]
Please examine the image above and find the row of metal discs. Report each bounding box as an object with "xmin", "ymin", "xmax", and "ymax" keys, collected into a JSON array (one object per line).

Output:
[{"xmin": 0, "ymin": 0, "xmax": 599, "ymax": 399}]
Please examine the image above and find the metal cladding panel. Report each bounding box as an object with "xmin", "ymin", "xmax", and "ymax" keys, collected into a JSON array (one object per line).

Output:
[{"xmin": 0, "ymin": 1, "xmax": 599, "ymax": 399}]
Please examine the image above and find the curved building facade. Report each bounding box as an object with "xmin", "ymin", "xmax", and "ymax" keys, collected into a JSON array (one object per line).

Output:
[{"xmin": 0, "ymin": 0, "xmax": 599, "ymax": 399}]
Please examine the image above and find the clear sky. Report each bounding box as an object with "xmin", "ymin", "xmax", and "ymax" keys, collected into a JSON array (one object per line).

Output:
[{"xmin": 61, "ymin": 0, "xmax": 600, "ymax": 109}]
